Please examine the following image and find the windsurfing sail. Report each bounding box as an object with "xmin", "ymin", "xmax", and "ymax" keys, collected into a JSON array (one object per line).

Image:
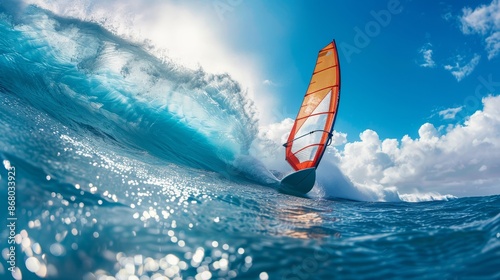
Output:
[{"xmin": 283, "ymin": 40, "xmax": 341, "ymax": 171}]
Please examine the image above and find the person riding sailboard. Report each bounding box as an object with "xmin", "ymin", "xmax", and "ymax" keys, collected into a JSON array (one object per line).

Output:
[{"xmin": 279, "ymin": 40, "xmax": 341, "ymax": 195}]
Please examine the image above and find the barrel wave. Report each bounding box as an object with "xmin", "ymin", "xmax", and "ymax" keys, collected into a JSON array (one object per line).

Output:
[{"xmin": 0, "ymin": 5, "xmax": 258, "ymax": 174}]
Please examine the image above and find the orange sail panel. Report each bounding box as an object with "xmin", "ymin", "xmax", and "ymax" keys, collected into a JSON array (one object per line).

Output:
[{"xmin": 284, "ymin": 41, "xmax": 341, "ymax": 171}]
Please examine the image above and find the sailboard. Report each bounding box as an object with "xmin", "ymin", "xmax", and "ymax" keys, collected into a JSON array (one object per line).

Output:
[{"xmin": 280, "ymin": 40, "xmax": 341, "ymax": 195}]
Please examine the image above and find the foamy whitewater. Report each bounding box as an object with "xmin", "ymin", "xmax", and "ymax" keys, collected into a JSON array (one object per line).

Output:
[{"xmin": 0, "ymin": 2, "xmax": 499, "ymax": 279}]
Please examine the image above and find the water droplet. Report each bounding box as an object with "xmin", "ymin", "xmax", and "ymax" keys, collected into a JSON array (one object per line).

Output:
[
  {"xmin": 25, "ymin": 257, "xmax": 40, "ymax": 273},
  {"xmin": 178, "ymin": 240, "xmax": 185, "ymax": 247},
  {"xmin": 166, "ymin": 254, "xmax": 179, "ymax": 266},
  {"xmin": 199, "ymin": 271, "xmax": 212, "ymax": 280},
  {"xmin": 50, "ymin": 243, "xmax": 66, "ymax": 257},
  {"xmin": 3, "ymin": 160, "xmax": 11, "ymax": 170}
]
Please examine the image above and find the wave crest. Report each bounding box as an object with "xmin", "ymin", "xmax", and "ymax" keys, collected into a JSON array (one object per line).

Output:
[{"xmin": 0, "ymin": 5, "xmax": 258, "ymax": 172}]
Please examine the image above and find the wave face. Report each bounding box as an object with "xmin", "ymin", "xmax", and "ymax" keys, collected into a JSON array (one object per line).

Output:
[{"xmin": 0, "ymin": 4, "xmax": 258, "ymax": 173}]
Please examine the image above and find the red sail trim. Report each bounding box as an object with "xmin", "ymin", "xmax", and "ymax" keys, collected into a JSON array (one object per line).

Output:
[
  {"xmin": 313, "ymin": 65, "xmax": 336, "ymax": 75},
  {"xmin": 296, "ymin": 111, "xmax": 334, "ymax": 121},
  {"xmin": 304, "ymin": 84, "xmax": 339, "ymax": 97}
]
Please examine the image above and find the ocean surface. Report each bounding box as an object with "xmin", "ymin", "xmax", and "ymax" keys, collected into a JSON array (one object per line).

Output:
[{"xmin": 1, "ymin": 4, "xmax": 499, "ymax": 280}]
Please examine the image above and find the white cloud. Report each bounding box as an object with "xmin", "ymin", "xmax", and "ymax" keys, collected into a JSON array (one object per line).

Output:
[
  {"xmin": 262, "ymin": 79, "xmax": 277, "ymax": 86},
  {"xmin": 460, "ymin": 0, "xmax": 500, "ymax": 59},
  {"xmin": 438, "ymin": 106, "xmax": 463, "ymax": 120},
  {"xmin": 442, "ymin": 12, "xmax": 452, "ymax": 22},
  {"xmin": 485, "ymin": 31, "xmax": 500, "ymax": 59},
  {"xmin": 334, "ymin": 95, "xmax": 500, "ymax": 198},
  {"xmin": 444, "ymin": 54, "xmax": 481, "ymax": 81},
  {"xmin": 418, "ymin": 43, "xmax": 436, "ymax": 68},
  {"xmin": 257, "ymin": 95, "xmax": 500, "ymax": 201},
  {"xmin": 331, "ymin": 131, "xmax": 347, "ymax": 146}
]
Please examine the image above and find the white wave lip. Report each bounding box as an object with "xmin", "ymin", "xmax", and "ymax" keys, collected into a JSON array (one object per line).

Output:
[{"xmin": 20, "ymin": 0, "xmax": 278, "ymax": 124}]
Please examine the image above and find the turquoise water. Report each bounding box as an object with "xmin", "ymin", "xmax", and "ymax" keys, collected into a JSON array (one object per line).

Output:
[{"xmin": 0, "ymin": 5, "xmax": 499, "ymax": 280}]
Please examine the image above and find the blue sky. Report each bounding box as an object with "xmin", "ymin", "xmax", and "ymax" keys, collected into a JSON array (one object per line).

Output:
[{"xmin": 211, "ymin": 0, "xmax": 500, "ymax": 140}]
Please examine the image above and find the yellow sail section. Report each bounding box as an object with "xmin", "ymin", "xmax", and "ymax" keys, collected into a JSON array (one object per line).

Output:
[{"xmin": 284, "ymin": 41, "xmax": 341, "ymax": 171}]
